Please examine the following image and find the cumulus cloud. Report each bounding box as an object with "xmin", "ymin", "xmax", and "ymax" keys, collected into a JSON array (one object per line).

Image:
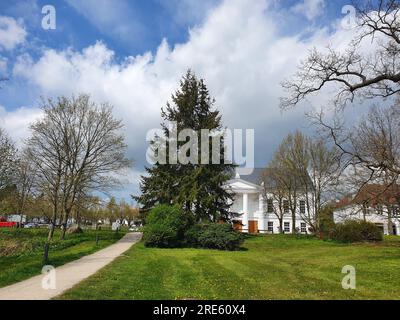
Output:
[
  {"xmin": 291, "ymin": 0, "xmax": 325, "ymax": 21},
  {"xmin": 9, "ymin": 0, "xmax": 364, "ymax": 198},
  {"xmin": 0, "ymin": 16, "xmax": 27, "ymax": 50},
  {"xmin": 0, "ymin": 105, "xmax": 42, "ymax": 147}
]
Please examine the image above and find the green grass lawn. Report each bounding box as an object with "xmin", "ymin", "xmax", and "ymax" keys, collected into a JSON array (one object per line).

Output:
[
  {"xmin": 58, "ymin": 235, "xmax": 400, "ymax": 300},
  {"xmin": 0, "ymin": 228, "xmax": 125, "ymax": 288}
]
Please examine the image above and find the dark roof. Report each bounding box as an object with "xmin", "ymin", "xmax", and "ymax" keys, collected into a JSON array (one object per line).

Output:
[
  {"xmin": 234, "ymin": 168, "xmax": 266, "ymax": 185},
  {"xmin": 233, "ymin": 168, "xmax": 314, "ymax": 190},
  {"xmin": 334, "ymin": 184, "xmax": 400, "ymax": 209}
]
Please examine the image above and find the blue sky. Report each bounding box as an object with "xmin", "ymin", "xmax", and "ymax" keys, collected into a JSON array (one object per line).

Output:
[{"xmin": 0, "ymin": 0, "xmax": 363, "ymax": 202}]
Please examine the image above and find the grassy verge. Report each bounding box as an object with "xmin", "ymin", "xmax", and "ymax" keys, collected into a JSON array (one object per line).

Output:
[
  {"xmin": 0, "ymin": 228, "xmax": 125, "ymax": 288},
  {"xmin": 58, "ymin": 235, "xmax": 400, "ymax": 300}
]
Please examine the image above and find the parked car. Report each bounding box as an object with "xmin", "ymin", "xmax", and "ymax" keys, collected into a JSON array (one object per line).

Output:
[
  {"xmin": 24, "ymin": 223, "xmax": 38, "ymax": 229},
  {"xmin": 129, "ymin": 225, "xmax": 140, "ymax": 232}
]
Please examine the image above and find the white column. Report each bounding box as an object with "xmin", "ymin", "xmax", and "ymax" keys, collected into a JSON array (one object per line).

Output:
[
  {"xmin": 242, "ymin": 193, "xmax": 249, "ymax": 233},
  {"xmin": 258, "ymin": 194, "xmax": 266, "ymax": 233},
  {"xmin": 258, "ymin": 193, "xmax": 264, "ymax": 211}
]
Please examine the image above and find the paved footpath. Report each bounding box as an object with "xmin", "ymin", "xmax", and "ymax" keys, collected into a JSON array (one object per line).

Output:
[{"xmin": 0, "ymin": 232, "xmax": 142, "ymax": 300}]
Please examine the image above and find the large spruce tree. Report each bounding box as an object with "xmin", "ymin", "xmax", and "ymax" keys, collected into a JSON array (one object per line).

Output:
[{"xmin": 135, "ymin": 70, "xmax": 235, "ymax": 222}]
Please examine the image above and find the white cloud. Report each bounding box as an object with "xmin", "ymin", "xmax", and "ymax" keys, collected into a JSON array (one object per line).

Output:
[
  {"xmin": 0, "ymin": 57, "xmax": 7, "ymax": 74},
  {"xmin": 291, "ymin": 0, "xmax": 325, "ymax": 21},
  {"xmin": 0, "ymin": 105, "xmax": 42, "ymax": 148},
  {"xmin": 9, "ymin": 0, "xmax": 367, "ymax": 198},
  {"xmin": 0, "ymin": 16, "xmax": 27, "ymax": 50}
]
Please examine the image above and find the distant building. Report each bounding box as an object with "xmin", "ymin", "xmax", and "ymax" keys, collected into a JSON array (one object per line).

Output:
[
  {"xmin": 6, "ymin": 215, "xmax": 26, "ymax": 223},
  {"xmin": 333, "ymin": 184, "xmax": 400, "ymax": 235}
]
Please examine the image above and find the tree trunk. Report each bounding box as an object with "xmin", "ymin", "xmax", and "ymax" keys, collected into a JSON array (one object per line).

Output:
[
  {"xmin": 362, "ymin": 203, "xmax": 367, "ymax": 221},
  {"xmin": 291, "ymin": 211, "xmax": 296, "ymax": 234},
  {"xmin": 387, "ymin": 206, "xmax": 394, "ymax": 235},
  {"xmin": 43, "ymin": 202, "xmax": 58, "ymax": 265},
  {"xmin": 60, "ymin": 208, "xmax": 72, "ymax": 240},
  {"xmin": 43, "ymin": 223, "xmax": 55, "ymax": 265},
  {"xmin": 19, "ymin": 210, "xmax": 24, "ymax": 225}
]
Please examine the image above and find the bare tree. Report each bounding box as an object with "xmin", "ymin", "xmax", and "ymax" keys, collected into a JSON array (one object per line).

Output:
[
  {"xmin": 269, "ymin": 133, "xmax": 306, "ymax": 234},
  {"xmin": 281, "ymin": 0, "xmax": 400, "ymax": 110},
  {"xmin": 27, "ymin": 101, "xmax": 68, "ymax": 263},
  {"xmin": 54, "ymin": 95, "xmax": 132, "ymax": 239},
  {"xmin": 262, "ymin": 168, "xmax": 289, "ymax": 233},
  {"xmin": 26, "ymin": 94, "xmax": 131, "ymax": 263},
  {"xmin": 0, "ymin": 127, "xmax": 17, "ymax": 192},
  {"xmin": 266, "ymin": 132, "xmax": 340, "ymax": 233},
  {"xmin": 14, "ymin": 151, "xmax": 36, "ymax": 224},
  {"xmin": 315, "ymin": 102, "xmax": 400, "ymax": 186},
  {"xmin": 305, "ymin": 138, "xmax": 341, "ymax": 232}
]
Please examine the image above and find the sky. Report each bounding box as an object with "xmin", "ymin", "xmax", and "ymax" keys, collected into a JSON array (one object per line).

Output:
[{"xmin": 0, "ymin": 0, "xmax": 367, "ymax": 203}]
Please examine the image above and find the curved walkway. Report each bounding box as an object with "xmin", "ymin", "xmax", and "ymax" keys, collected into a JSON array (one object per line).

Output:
[{"xmin": 0, "ymin": 232, "xmax": 142, "ymax": 300}]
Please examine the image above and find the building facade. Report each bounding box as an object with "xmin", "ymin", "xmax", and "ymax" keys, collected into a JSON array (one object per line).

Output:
[{"xmin": 224, "ymin": 170, "xmax": 313, "ymax": 234}]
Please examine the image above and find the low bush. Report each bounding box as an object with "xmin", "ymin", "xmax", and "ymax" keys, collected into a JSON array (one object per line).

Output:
[
  {"xmin": 143, "ymin": 204, "xmax": 193, "ymax": 248},
  {"xmin": 143, "ymin": 205, "xmax": 244, "ymax": 250},
  {"xmin": 185, "ymin": 223, "xmax": 244, "ymax": 251},
  {"xmin": 329, "ymin": 220, "xmax": 383, "ymax": 243}
]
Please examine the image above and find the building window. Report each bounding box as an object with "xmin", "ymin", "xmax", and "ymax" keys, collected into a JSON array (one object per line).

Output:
[
  {"xmin": 283, "ymin": 200, "xmax": 289, "ymax": 213},
  {"xmin": 284, "ymin": 222, "xmax": 290, "ymax": 233},
  {"xmin": 301, "ymin": 222, "xmax": 307, "ymax": 233},
  {"xmin": 267, "ymin": 221, "xmax": 274, "ymax": 233},
  {"xmin": 267, "ymin": 199, "xmax": 274, "ymax": 213},
  {"xmin": 300, "ymin": 200, "xmax": 306, "ymax": 214}
]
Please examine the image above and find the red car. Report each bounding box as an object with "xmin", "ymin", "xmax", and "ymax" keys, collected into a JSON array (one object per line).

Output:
[{"xmin": 0, "ymin": 222, "xmax": 18, "ymax": 228}]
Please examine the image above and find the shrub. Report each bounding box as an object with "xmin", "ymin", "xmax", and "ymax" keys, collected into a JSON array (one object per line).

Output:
[
  {"xmin": 329, "ymin": 220, "xmax": 383, "ymax": 243},
  {"xmin": 185, "ymin": 223, "xmax": 244, "ymax": 251},
  {"xmin": 143, "ymin": 204, "xmax": 193, "ymax": 248}
]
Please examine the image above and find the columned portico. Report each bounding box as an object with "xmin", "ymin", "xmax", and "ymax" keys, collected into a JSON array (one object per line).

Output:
[
  {"xmin": 242, "ymin": 193, "xmax": 249, "ymax": 232},
  {"xmin": 258, "ymin": 194, "xmax": 266, "ymax": 233},
  {"xmin": 224, "ymin": 169, "xmax": 313, "ymax": 235},
  {"xmin": 224, "ymin": 174, "xmax": 263, "ymax": 233}
]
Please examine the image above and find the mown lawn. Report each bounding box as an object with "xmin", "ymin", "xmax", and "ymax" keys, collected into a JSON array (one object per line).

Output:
[
  {"xmin": 58, "ymin": 235, "xmax": 400, "ymax": 300},
  {"xmin": 0, "ymin": 228, "xmax": 125, "ymax": 288}
]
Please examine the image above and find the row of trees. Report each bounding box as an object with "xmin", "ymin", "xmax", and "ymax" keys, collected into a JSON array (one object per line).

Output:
[
  {"xmin": 0, "ymin": 193, "xmax": 139, "ymax": 229},
  {"xmin": 264, "ymin": 103, "xmax": 400, "ymax": 235},
  {"xmin": 278, "ymin": 0, "xmax": 400, "ymax": 234},
  {"xmin": 0, "ymin": 94, "xmax": 132, "ymax": 263}
]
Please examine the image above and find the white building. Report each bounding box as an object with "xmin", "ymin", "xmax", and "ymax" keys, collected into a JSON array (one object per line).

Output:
[
  {"xmin": 6, "ymin": 214, "xmax": 26, "ymax": 223},
  {"xmin": 333, "ymin": 206, "xmax": 400, "ymax": 235},
  {"xmin": 224, "ymin": 169, "xmax": 313, "ymax": 234},
  {"xmin": 332, "ymin": 185, "xmax": 400, "ymax": 235}
]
